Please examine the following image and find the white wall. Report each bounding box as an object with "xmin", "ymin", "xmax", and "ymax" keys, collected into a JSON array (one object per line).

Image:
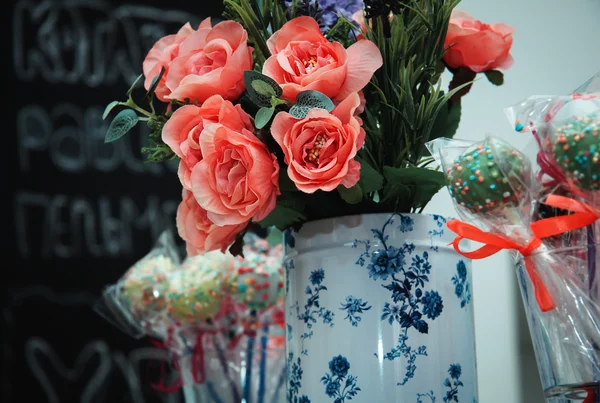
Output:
[{"xmin": 423, "ymin": 1, "xmax": 600, "ymax": 402}]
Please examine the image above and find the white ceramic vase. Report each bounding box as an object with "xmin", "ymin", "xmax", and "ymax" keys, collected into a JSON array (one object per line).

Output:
[{"xmin": 283, "ymin": 213, "xmax": 478, "ymax": 403}]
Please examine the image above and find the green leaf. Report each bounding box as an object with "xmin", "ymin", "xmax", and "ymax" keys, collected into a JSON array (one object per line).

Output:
[
  {"xmin": 146, "ymin": 66, "xmax": 166, "ymax": 98},
  {"xmin": 251, "ymin": 80, "xmax": 277, "ymax": 97},
  {"xmin": 255, "ymin": 107, "xmax": 275, "ymax": 129},
  {"xmin": 338, "ymin": 184, "xmax": 363, "ymax": 204},
  {"xmin": 356, "ymin": 157, "xmax": 384, "ymax": 193},
  {"xmin": 258, "ymin": 202, "xmax": 306, "ymax": 230},
  {"xmin": 383, "ymin": 166, "xmax": 446, "ymax": 209},
  {"xmin": 244, "ymin": 70, "xmax": 283, "ymax": 107},
  {"xmin": 103, "ymin": 101, "xmax": 120, "ymax": 120},
  {"xmin": 484, "ymin": 70, "xmax": 504, "ymax": 86},
  {"xmin": 126, "ymin": 74, "xmax": 144, "ymax": 97},
  {"xmin": 105, "ymin": 109, "xmax": 139, "ymax": 143},
  {"xmin": 429, "ymin": 99, "xmax": 462, "ymax": 145},
  {"xmin": 289, "ymin": 90, "xmax": 335, "ymax": 118}
]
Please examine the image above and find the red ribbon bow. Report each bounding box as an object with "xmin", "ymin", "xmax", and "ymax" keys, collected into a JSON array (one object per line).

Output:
[{"xmin": 447, "ymin": 195, "xmax": 599, "ymax": 313}]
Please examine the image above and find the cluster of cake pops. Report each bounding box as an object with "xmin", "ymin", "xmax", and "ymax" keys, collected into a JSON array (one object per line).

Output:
[{"xmin": 103, "ymin": 230, "xmax": 284, "ymax": 347}]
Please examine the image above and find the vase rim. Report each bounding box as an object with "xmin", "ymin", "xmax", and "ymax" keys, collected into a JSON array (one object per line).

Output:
[{"xmin": 283, "ymin": 212, "xmax": 454, "ymax": 234}]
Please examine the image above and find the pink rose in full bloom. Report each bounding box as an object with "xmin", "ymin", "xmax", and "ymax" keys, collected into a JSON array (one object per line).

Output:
[
  {"xmin": 177, "ymin": 189, "xmax": 246, "ymax": 255},
  {"xmin": 190, "ymin": 123, "xmax": 280, "ymax": 226},
  {"xmin": 162, "ymin": 95, "xmax": 253, "ymax": 189},
  {"xmin": 270, "ymin": 92, "xmax": 365, "ymax": 193},
  {"xmin": 263, "ymin": 17, "xmax": 383, "ymax": 102},
  {"xmin": 165, "ymin": 20, "xmax": 253, "ymax": 103},
  {"xmin": 142, "ymin": 20, "xmax": 205, "ymax": 102},
  {"xmin": 443, "ymin": 10, "xmax": 514, "ymax": 73}
]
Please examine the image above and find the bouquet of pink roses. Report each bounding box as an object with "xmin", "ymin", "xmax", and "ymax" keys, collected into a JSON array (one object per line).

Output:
[{"xmin": 103, "ymin": 0, "xmax": 514, "ymax": 255}]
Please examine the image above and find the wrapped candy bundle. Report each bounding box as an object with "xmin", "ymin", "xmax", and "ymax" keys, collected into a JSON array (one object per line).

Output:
[
  {"xmin": 428, "ymin": 83, "xmax": 599, "ymax": 399},
  {"xmin": 501, "ymin": 77, "xmax": 600, "ymax": 400},
  {"xmin": 96, "ymin": 230, "xmax": 286, "ymax": 403}
]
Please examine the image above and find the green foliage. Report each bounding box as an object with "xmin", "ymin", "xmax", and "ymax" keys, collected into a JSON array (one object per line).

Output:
[
  {"xmin": 484, "ymin": 70, "xmax": 504, "ymax": 86},
  {"xmin": 141, "ymin": 116, "xmax": 177, "ymax": 163},
  {"xmin": 258, "ymin": 198, "xmax": 307, "ymax": 230},
  {"xmin": 356, "ymin": 157, "xmax": 384, "ymax": 194},
  {"xmin": 338, "ymin": 184, "xmax": 364, "ymax": 204},
  {"xmin": 429, "ymin": 98, "xmax": 462, "ymax": 148},
  {"xmin": 223, "ymin": 0, "xmax": 289, "ymax": 66},
  {"xmin": 105, "ymin": 110, "xmax": 139, "ymax": 143},
  {"xmin": 255, "ymin": 106, "xmax": 275, "ymax": 129},
  {"xmin": 289, "ymin": 90, "xmax": 335, "ymax": 118},
  {"xmin": 383, "ymin": 166, "xmax": 446, "ymax": 211},
  {"xmin": 145, "ymin": 66, "xmax": 166, "ymax": 100},
  {"xmin": 103, "ymin": 101, "xmax": 119, "ymax": 120},
  {"xmin": 360, "ymin": 0, "xmax": 464, "ymax": 211},
  {"xmin": 244, "ymin": 70, "xmax": 283, "ymax": 107}
]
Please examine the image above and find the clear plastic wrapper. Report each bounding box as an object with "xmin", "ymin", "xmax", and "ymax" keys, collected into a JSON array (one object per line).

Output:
[
  {"xmin": 95, "ymin": 230, "xmax": 181, "ymax": 339},
  {"xmin": 501, "ymin": 74, "xmax": 600, "ymax": 399},
  {"xmin": 428, "ymin": 133, "xmax": 600, "ymax": 399},
  {"xmin": 427, "ymin": 135, "xmax": 557, "ymax": 310}
]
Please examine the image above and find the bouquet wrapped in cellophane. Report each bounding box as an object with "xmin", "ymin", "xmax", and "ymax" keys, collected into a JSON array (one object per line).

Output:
[{"xmin": 96, "ymin": 230, "xmax": 287, "ymax": 403}]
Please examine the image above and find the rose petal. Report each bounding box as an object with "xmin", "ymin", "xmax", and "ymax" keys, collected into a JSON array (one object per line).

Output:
[{"xmin": 336, "ymin": 40, "xmax": 383, "ymax": 100}]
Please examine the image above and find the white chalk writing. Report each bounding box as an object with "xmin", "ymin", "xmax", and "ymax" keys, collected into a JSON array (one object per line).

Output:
[
  {"xmin": 13, "ymin": 0, "xmax": 199, "ymax": 87},
  {"xmin": 17, "ymin": 104, "xmax": 179, "ymax": 175},
  {"xmin": 14, "ymin": 191, "xmax": 179, "ymax": 259}
]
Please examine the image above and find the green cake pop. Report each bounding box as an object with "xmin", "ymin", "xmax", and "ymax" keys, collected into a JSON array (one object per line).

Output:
[
  {"xmin": 551, "ymin": 113, "xmax": 600, "ymax": 192},
  {"xmin": 447, "ymin": 139, "xmax": 529, "ymax": 214}
]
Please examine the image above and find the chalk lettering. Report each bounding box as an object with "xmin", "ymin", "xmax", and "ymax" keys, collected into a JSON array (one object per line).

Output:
[
  {"xmin": 13, "ymin": 0, "xmax": 199, "ymax": 86},
  {"xmin": 25, "ymin": 338, "xmax": 112, "ymax": 403},
  {"xmin": 15, "ymin": 191, "xmax": 179, "ymax": 259},
  {"xmin": 17, "ymin": 104, "xmax": 178, "ymax": 175},
  {"xmin": 17, "ymin": 105, "xmax": 52, "ymax": 172}
]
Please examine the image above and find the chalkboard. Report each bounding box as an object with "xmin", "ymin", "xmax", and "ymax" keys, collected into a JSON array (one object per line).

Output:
[{"xmin": 6, "ymin": 0, "xmax": 224, "ymax": 402}]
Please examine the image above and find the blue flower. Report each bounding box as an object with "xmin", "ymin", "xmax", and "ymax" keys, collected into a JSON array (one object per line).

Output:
[
  {"xmin": 328, "ymin": 355, "xmax": 350, "ymax": 377},
  {"xmin": 367, "ymin": 247, "xmax": 404, "ymax": 281},
  {"xmin": 310, "ymin": 268, "xmax": 325, "ymax": 285},
  {"xmin": 448, "ymin": 363, "xmax": 462, "ymax": 380},
  {"xmin": 454, "ymin": 283, "xmax": 464, "ymax": 298},
  {"xmin": 298, "ymin": 397, "xmax": 311, "ymax": 403},
  {"xmin": 399, "ymin": 215, "xmax": 415, "ymax": 232},
  {"xmin": 325, "ymin": 379, "xmax": 339, "ymax": 397},
  {"xmin": 457, "ymin": 260, "xmax": 467, "ymax": 280},
  {"xmin": 421, "ymin": 290, "xmax": 443, "ymax": 320}
]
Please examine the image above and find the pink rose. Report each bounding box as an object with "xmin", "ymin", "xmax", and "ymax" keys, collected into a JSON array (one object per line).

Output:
[
  {"xmin": 443, "ymin": 10, "xmax": 514, "ymax": 73},
  {"xmin": 190, "ymin": 124, "xmax": 280, "ymax": 226},
  {"xmin": 162, "ymin": 95, "xmax": 253, "ymax": 189},
  {"xmin": 142, "ymin": 20, "xmax": 208, "ymax": 102},
  {"xmin": 177, "ymin": 189, "xmax": 246, "ymax": 255},
  {"xmin": 270, "ymin": 92, "xmax": 365, "ymax": 193},
  {"xmin": 263, "ymin": 17, "xmax": 383, "ymax": 102},
  {"xmin": 165, "ymin": 20, "xmax": 253, "ymax": 103}
]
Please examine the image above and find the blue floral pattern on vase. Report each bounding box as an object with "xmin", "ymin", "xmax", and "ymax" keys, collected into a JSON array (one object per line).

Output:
[
  {"xmin": 443, "ymin": 364, "xmax": 464, "ymax": 402},
  {"xmin": 321, "ymin": 355, "xmax": 361, "ymax": 402},
  {"xmin": 415, "ymin": 363, "xmax": 464, "ymax": 402},
  {"xmin": 287, "ymin": 352, "xmax": 311, "ymax": 403},
  {"xmin": 353, "ymin": 214, "xmax": 444, "ymax": 386},
  {"xmin": 451, "ymin": 260, "xmax": 472, "ymax": 308},
  {"xmin": 340, "ymin": 296, "xmax": 372, "ymax": 327},
  {"xmin": 428, "ymin": 215, "xmax": 447, "ymax": 252},
  {"xmin": 295, "ymin": 268, "xmax": 334, "ymax": 355}
]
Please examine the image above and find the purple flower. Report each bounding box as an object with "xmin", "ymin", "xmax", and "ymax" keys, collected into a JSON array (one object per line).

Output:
[{"xmin": 284, "ymin": 0, "xmax": 364, "ymax": 30}]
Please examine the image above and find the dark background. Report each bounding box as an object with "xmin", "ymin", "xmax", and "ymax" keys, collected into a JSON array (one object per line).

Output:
[{"xmin": 6, "ymin": 0, "xmax": 224, "ymax": 402}]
